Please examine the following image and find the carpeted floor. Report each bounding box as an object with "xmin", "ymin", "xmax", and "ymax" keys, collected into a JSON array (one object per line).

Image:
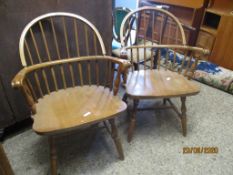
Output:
[{"xmin": 3, "ymin": 82, "xmax": 233, "ymax": 175}]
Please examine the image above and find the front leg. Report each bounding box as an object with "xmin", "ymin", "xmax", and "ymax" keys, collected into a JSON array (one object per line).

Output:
[
  {"xmin": 109, "ymin": 119, "xmax": 124, "ymax": 160},
  {"xmin": 128, "ymin": 99, "xmax": 139, "ymax": 142},
  {"xmin": 49, "ymin": 136, "xmax": 57, "ymax": 175},
  {"xmin": 180, "ymin": 96, "xmax": 187, "ymax": 136}
]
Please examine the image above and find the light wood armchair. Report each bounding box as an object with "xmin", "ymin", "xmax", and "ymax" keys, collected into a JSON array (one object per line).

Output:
[
  {"xmin": 119, "ymin": 7, "xmax": 209, "ymax": 142},
  {"xmin": 12, "ymin": 12, "xmax": 131, "ymax": 175}
]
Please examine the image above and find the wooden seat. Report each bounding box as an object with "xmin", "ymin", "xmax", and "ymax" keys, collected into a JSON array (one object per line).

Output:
[
  {"xmin": 126, "ymin": 69, "xmax": 200, "ymax": 98},
  {"xmin": 33, "ymin": 86, "xmax": 126, "ymax": 134},
  {"xmin": 12, "ymin": 12, "xmax": 131, "ymax": 175},
  {"xmin": 119, "ymin": 7, "xmax": 209, "ymax": 142}
]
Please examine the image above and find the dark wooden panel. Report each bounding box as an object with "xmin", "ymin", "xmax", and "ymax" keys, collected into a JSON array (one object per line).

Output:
[
  {"xmin": 0, "ymin": 0, "xmax": 113, "ymax": 127},
  {"xmin": 0, "ymin": 77, "xmax": 14, "ymax": 128}
]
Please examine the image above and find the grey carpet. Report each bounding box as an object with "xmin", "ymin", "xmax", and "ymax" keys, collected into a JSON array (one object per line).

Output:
[{"xmin": 3, "ymin": 82, "xmax": 233, "ymax": 175}]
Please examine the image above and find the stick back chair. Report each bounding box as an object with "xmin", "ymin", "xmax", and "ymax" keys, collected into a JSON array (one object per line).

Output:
[
  {"xmin": 120, "ymin": 7, "xmax": 209, "ymax": 142},
  {"xmin": 119, "ymin": 6, "xmax": 190, "ymax": 68},
  {"xmin": 12, "ymin": 12, "xmax": 130, "ymax": 175}
]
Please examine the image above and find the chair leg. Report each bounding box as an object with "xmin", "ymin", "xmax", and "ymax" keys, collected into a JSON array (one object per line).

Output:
[
  {"xmin": 128, "ymin": 99, "xmax": 139, "ymax": 142},
  {"xmin": 49, "ymin": 137, "xmax": 57, "ymax": 175},
  {"xmin": 180, "ymin": 97, "xmax": 187, "ymax": 137},
  {"xmin": 163, "ymin": 98, "xmax": 168, "ymax": 105},
  {"xmin": 122, "ymin": 72, "xmax": 127, "ymax": 88},
  {"xmin": 122, "ymin": 93, "xmax": 128, "ymax": 104},
  {"xmin": 109, "ymin": 119, "xmax": 124, "ymax": 160}
]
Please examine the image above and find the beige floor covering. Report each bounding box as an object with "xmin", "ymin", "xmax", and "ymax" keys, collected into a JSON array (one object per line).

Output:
[{"xmin": 3, "ymin": 82, "xmax": 233, "ymax": 175}]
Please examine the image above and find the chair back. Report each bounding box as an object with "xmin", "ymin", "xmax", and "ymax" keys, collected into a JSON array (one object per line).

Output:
[
  {"xmin": 119, "ymin": 7, "xmax": 209, "ymax": 79},
  {"xmin": 120, "ymin": 6, "xmax": 187, "ymax": 47},
  {"xmin": 19, "ymin": 12, "xmax": 106, "ymax": 67}
]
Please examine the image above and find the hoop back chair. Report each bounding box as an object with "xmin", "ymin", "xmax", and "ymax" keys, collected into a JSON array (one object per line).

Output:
[
  {"xmin": 120, "ymin": 7, "xmax": 209, "ymax": 142},
  {"xmin": 12, "ymin": 12, "xmax": 130, "ymax": 174}
]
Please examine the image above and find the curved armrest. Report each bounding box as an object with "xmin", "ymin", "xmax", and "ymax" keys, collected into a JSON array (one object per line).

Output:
[
  {"xmin": 12, "ymin": 55, "xmax": 131, "ymax": 88},
  {"xmin": 12, "ymin": 55, "xmax": 131, "ymax": 114}
]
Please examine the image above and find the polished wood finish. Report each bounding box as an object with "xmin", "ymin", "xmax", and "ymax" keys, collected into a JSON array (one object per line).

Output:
[
  {"xmin": 120, "ymin": 7, "xmax": 208, "ymax": 142},
  {"xmin": 33, "ymin": 86, "xmax": 127, "ymax": 134},
  {"xmin": 198, "ymin": 0, "xmax": 233, "ymax": 70},
  {"xmin": 126, "ymin": 69, "xmax": 200, "ymax": 99},
  {"xmin": 146, "ymin": 0, "xmax": 205, "ymax": 9},
  {"xmin": 0, "ymin": 144, "xmax": 14, "ymax": 175},
  {"xmin": 209, "ymin": 16, "xmax": 233, "ymax": 70},
  {"xmin": 12, "ymin": 55, "xmax": 130, "ymax": 174},
  {"xmin": 109, "ymin": 119, "xmax": 124, "ymax": 160},
  {"xmin": 12, "ymin": 13, "xmax": 130, "ymax": 174}
]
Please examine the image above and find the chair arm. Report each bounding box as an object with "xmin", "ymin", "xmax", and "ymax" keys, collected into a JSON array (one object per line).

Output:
[
  {"xmin": 12, "ymin": 56, "xmax": 131, "ymax": 110},
  {"xmin": 12, "ymin": 67, "xmax": 37, "ymax": 114}
]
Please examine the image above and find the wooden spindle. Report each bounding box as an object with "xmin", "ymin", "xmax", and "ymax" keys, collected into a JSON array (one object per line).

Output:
[
  {"xmin": 110, "ymin": 62, "xmax": 115, "ymax": 90},
  {"xmin": 69, "ymin": 63, "xmax": 75, "ymax": 87},
  {"xmin": 159, "ymin": 14, "xmax": 164, "ymax": 44},
  {"xmin": 143, "ymin": 11, "xmax": 147, "ymax": 70},
  {"xmin": 189, "ymin": 54, "xmax": 199, "ymax": 80},
  {"xmin": 95, "ymin": 60, "xmax": 100, "ymax": 86},
  {"xmin": 104, "ymin": 61, "xmax": 109, "ymax": 87},
  {"xmin": 38, "ymin": 21, "xmax": 58, "ymax": 91},
  {"xmin": 62, "ymin": 17, "xmax": 70, "ymax": 58},
  {"xmin": 165, "ymin": 48, "xmax": 169, "ymax": 70},
  {"xmin": 137, "ymin": 47, "xmax": 139, "ymax": 69},
  {"xmin": 39, "ymin": 21, "xmax": 51, "ymax": 61},
  {"xmin": 78, "ymin": 63, "xmax": 83, "ymax": 86},
  {"xmin": 87, "ymin": 61, "xmax": 91, "ymax": 86},
  {"xmin": 184, "ymin": 53, "xmax": 193, "ymax": 77},
  {"xmin": 60, "ymin": 65, "xmax": 67, "ymax": 89},
  {"xmin": 84, "ymin": 25, "xmax": 90, "ymax": 55},
  {"xmin": 50, "ymin": 67, "xmax": 58, "ymax": 91},
  {"xmin": 151, "ymin": 11, "xmax": 155, "ymax": 69},
  {"xmin": 108, "ymin": 60, "xmax": 112, "ymax": 88},
  {"xmin": 157, "ymin": 49, "xmax": 161, "ymax": 70},
  {"xmin": 50, "ymin": 17, "xmax": 61, "ymax": 59},
  {"xmin": 93, "ymin": 33, "xmax": 99, "ymax": 85},
  {"xmin": 73, "ymin": 19, "xmax": 80, "ymax": 57},
  {"xmin": 50, "ymin": 17, "xmax": 66, "ymax": 89},
  {"xmin": 34, "ymin": 71, "xmax": 43, "ymax": 97},
  {"xmin": 42, "ymin": 69, "xmax": 50, "ymax": 94},
  {"xmin": 167, "ymin": 19, "xmax": 172, "ymax": 44},
  {"xmin": 26, "ymin": 78, "xmax": 38, "ymax": 102},
  {"xmin": 172, "ymin": 49, "xmax": 177, "ymax": 70},
  {"xmin": 179, "ymin": 50, "xmax": 188, "ymax": 74},
  {"xmin": 29, "ymin": 28, "xmax": 42, "ymax": 63},
  {"xmin": 93, "ymin": 32, "xmax": 98, "ymax": 55},
  {"xmin": 25, "ymin": 39, "xmax": 34, "ymax": 65}
]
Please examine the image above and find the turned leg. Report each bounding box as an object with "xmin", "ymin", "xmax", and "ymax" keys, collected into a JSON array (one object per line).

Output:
[
  {"xmin": 109, "ymin": 119, "xmax": 124, "ymax": 160},
  {"xmin": 180, "ymin": 97, "xmax": 187, "ymax": 136},
  {"xmin": 49, "ymin": 137, "xmax": 57, "ymax": 175},
  {"xmin": 122, "ymin": 93, "xmax": 128, "ymax": 104},
  {"xmin": 163, "ymin": 98, "xmax": 168, "ymax": 105},
  {"xmin": 128, "ymin": 99, "xmax": 139, "ymax": 142}
]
